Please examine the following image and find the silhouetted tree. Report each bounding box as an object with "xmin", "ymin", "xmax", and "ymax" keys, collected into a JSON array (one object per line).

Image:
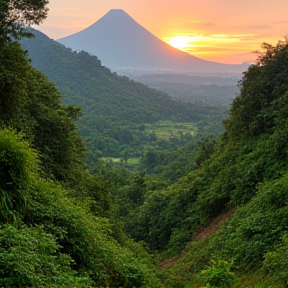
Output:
[{"xmin": 0, "ymin": 0, "xmax": 49, "ymax": 42}]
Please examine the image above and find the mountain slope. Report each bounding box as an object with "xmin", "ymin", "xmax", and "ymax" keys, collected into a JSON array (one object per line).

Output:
[
  {"xmin": 21, "ymin": 29, "xmax": 203, "ymax": 124},
  {"xmin": 57, "ymin": 9, "xmax": 247, "ymax": 73}
]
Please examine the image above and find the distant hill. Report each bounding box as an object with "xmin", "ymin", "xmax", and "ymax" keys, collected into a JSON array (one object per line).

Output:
[
  {"xmin": 132, "ymin": 74, "xmax": 240, "ymax": 106},
  {"xmin": 57, "ymin": 9, "xmax": 248, "ymax": 74}
]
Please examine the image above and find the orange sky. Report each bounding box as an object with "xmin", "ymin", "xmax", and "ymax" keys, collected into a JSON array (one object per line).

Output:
[{"xmin": 39, "ymin": 0, "xmax": 288, "ymax": 64}]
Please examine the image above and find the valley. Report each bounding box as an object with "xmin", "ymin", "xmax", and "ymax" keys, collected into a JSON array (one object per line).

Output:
[{"xmin": 20, "ymin": 29, "xmax": 227, "ymax": 169}]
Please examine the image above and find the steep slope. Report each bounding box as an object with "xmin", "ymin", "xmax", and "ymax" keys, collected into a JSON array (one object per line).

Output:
[
  {"xmin": 57, "ymin": 9, "xmax": 247, "ymax": 73},
  {"xmin": 118, "ymin": 41, "xmax": 288, "ymax": 287}
]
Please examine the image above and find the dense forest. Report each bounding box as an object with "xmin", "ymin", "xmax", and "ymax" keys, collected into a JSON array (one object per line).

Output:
[{"xmin": 1, "ymin": 0, "xmax": 288, "ymax": 287}]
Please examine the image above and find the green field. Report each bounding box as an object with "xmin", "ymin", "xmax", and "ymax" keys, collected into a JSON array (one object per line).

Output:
[
  {"xmin": 101, "ymin": 157, "xmax": 141, "ymax": 165},
  {"xmin": 101, "ymin": 157, "xmax": 121, "ymax": 163},
  {"xmin": 127, "ymin": 158, "xmax": 141, "ymax": 164},
  {"xmin": 145, "ymin": 121, "xmax": 197, "ymax": 140}
]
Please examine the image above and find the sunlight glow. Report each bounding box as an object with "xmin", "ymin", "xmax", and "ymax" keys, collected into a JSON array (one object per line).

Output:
[
  {"xmin": 39, "ymin": 0, "xmax": 288, "ymax": 64},
  {"xmin": 167, "ymin": 36, "xmax": 191, "ymax": 50},
  {"xmin": 163, "ymin": 33, "xmax": 260, "ymax": 63}
]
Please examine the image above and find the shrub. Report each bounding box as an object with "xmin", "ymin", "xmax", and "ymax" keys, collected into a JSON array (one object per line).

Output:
[
  {"xmin": 200, "ymin": 259, "xmax": 238, "ymax": 288},
  {"xmin": 0, "ymin": 129, "xmax": 38, "ymax": 221}
]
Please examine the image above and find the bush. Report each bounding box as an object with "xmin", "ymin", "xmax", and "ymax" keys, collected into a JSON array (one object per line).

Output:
[
  {"xmin": 200, "ymin": 259, "xmax": 238, "ymax": 288},
  {"xmin": 263, "ymin": 233, "xmax": 288, "ymax": 285},
  {"xmin": 0, "ymin": 129, "xmax": 38, "ymax": 221},
  {"xmin": 0, "ymin": 224, "xmax": 88, "ymax": 287}
]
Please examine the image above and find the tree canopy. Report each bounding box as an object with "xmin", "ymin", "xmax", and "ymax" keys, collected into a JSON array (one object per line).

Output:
[{"xmin": 0, "ymin": 0, "xmax": 49, "ymax": 42}]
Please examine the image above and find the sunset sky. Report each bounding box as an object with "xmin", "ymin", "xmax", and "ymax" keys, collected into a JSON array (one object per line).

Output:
[{"xmin": 39, "ymin": 0, "xmax": 288, "ymax": 64}]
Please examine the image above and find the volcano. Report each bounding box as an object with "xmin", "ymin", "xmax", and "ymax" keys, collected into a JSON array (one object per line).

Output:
[{"xmin": 58, "ymin": 9, "xmax": 247, "ymax": 73}]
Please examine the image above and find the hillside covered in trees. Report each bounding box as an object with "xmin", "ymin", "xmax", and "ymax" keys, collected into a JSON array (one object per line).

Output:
[{"xmin": 115, "ymin": 40, "xmax": 288, "ymax": 287}]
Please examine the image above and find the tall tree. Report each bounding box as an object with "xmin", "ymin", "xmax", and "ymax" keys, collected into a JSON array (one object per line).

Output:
[{"xmin": 0, "ymin": 0, "xmax": 49, "ymax": 42}]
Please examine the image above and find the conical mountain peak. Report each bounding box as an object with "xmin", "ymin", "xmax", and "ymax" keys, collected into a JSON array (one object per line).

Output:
[
  {"xmin": 82, "ymin": 9, "xmax": 139, "ymax": 31},
  {"xmin": 58, "ymin": 10, "xmax": 247, "ymax": 73},
  {"xmin": 107, "ymin": 9, "xmax": 128, "ymax": 14},
  {"xmin": 100, "ymin": 9, "xmax": 134, "ymax": 21}
]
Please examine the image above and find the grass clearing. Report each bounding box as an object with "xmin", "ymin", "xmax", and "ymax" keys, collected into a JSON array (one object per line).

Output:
[
  {"xmin": 145, "ymin": 121, "xmax": 197, "ymax": 140},
  {"xmin": 101, "ymin": 157, "xmax": 141, "ymax": 165},
  {"xmin": 101, "ymin": 157, "xmax": 121, "ymax": 163},
  {"xmin": 127, "ymin": 158, "xmax": 141, "ymax": 164}
]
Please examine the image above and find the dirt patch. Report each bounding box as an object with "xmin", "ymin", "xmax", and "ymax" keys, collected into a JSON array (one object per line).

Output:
[
  {"xmin": 159, "ymin": 210, "xmax": 234, "ymax": 269},
  {"xmin": 193, "ymin": 209, "xmax": 234, "ymax": 241},
  {"xmin": 159, "ymin": 257, "xmax": 179, "ymax": 269}
]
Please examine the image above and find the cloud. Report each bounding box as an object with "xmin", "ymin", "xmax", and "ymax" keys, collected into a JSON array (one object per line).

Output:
[
  {"xmin": 185, "ymin": 21, "xmax": 216, "ymax": 31},
  {"xmin": 241, "ymin": 25, "xmax": 272, "ymax": 30},
  {"xmin": 273, "ymin": 21, "xmax": 288, "ymax": 25},
  {"xmin": 187, "ymin": 33, "xmax": 256, "ymax": 43},
  {"xmin": 179, "ymin": 21, "xmax": 276, "ymax": 40}
]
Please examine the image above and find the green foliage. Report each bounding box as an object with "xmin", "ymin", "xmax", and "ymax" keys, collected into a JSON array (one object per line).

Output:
[
  {"xmin": 140, "ymin": 142, "xmax": 198, "ymax": 182},
  {"xmin": 200, "ymin": 259, "xmax": 238, "ymax": 288},
  {"xmin": 218, "ymin": 172, "xmax": 288, "ymax": 270},
  {"xmin": 263, "ymin": 233, "xmax": 288, "ymax": 284},
  {"xmin": 224, "ymin": 41, "xmax": 288, "ymax": 141},
  {"xmin": 4, "ymin": 2, "xmax": 288, "ymax": 285},
  {"xmin": 129, "ymin": 42, "xmax": 288, "ymax": 257},
  {"xmin": 161, "ymin": 170, "xmax": 288, "ymax": 287},
  {"xmin": 26, "ymin": 68, "xmax": 86, "ymax": 183},
  {"xmin": 0, "ymin": 129, "xmax": 38, "ymax": 221},
  {"xmin": 0, "ymin": 127, "xmax": 158, "ymax": 287},
  {"xmin": 115, "ymin": 40, "xmax": 288, "ymax": 288},
  {"xmin": 0, "ymin": 0, "xmax": 49, "ymax": 42},
  {"xmin": 70, "ymin": 171, "xmax": 112, "ymax": 218},
  {"xmin": 0, "ymin": 27, "xmax": 160, "ymax": 287},
  {"xmin": 0, "ymin": 42, "xmax": 31, "ymax": 128},
  {"xmin": 195, "ymin": 138, "xmax": 217, "ymax": 167},
  {"xmin": 0, "ymin": 224, "xmax": 87, "ymax": 287},
  {"xmin": 23, "ymin": 178, "xmax": 158, "ymax": 287},
  {"xmin": 0, "ymin": 41, "xmax": 86, "ymax": 183},
  {"xmin": 21, "ymin": 31, "xmax": 204, "ymax": 124}
]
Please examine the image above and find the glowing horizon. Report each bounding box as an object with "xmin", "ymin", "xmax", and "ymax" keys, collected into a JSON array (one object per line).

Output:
[
  {"xmin": 163, "ymin": 33, "xmax": 260, "ymax": 63},
  {"xmin": 39, "ymin": 0, "xmax": 288, "ymax": 64}
]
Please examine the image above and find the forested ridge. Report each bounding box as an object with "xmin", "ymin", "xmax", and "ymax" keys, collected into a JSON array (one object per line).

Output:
[
  {"xmin": 21, "ymin": 30, "xmax": 199, "ymax": 124},
  {"xmin": 1, "ymin": 1, "xmax": 288, "ymax": 287}
]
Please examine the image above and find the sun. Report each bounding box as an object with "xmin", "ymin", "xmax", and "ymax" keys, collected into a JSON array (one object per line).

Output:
[{"xmin": 167, "ymin": 36, "xmax": 190, "ymax": 50}]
